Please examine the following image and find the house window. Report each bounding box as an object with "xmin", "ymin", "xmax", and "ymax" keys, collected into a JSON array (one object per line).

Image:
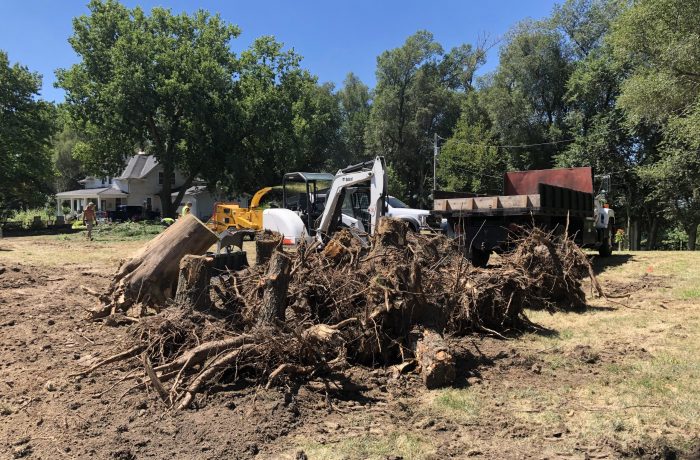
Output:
[
  {"xmin": 116, "ymin": 198, "xmax": 122, "ymax": 207},
  {"xmin": 146, "ymin": 197, "xmax": 152, "ymax": 211},
  {"xmin": 158, "ymin": 172, "xmax": 176, "ymax": 185}
]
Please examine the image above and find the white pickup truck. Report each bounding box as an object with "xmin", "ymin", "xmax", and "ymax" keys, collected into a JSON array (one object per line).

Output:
[{"xmin": 341, "ymin": 191, "xmax": 441, "ymax": 233}]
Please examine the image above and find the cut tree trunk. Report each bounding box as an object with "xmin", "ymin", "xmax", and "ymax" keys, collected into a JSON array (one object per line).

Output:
[
  {"xmin": 256, "ymin": 230, "xmax": 282, "ymax": 265},
  {"xmin": 410, "ymin": 328, "xmax": 455, "ymax": 389},
  {"xmin": 374, "ymin": 217, "xmax": 408, "ymax": 248},
  {"xmin": 174, "ymin": 255, "xmax": 213, "ymax": 309},
  {"xmin": 97, "ymin": 215, "xmax": 218, "ymax": 318},
  {"xmin": 257, "ymin": 249, "xmax": 292, "ymax": 325}
]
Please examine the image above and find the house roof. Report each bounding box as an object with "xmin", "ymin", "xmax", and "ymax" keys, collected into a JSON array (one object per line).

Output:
[
  {"xmin": 116, "ymin": 152, "xmax": 159, "ymax": 180},
  {"xmin": 56, "ymin": 187, "xmax": 128, "ymax": 198}
]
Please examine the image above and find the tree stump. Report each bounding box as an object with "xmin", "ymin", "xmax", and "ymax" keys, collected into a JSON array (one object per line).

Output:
[
  {"xmin": 410, "ymin": 328, "xmax": 455, "ymax": 389},
  {"xmin": 97, "ymin": 215, "xmax": 218, "ymax": 318},
  {"xmin": 374, "ymin": 217, "xmax": 408, "ymax": 248},
  {"xmin": 174, "ymin": 255, "xmax": 213, "ymax": 309},
  {"xmin": 257, "ymin": 249, "xmax": 291, "ymax": 325},
  {"xmin": 255, "ymin": 230, "xmax": 282, "ymax": 266}
]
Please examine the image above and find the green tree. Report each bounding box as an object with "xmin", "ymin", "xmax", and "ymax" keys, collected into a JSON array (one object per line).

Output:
[
  {"xmin": 0, "ymin": 51, "xmax": 56, "ymax": 216},
  {"xmin": 56, "ymin": 0, "xmax": 240, "ymax": 217},
  {"xmin": 52, "ymin": 108, "xmax": 85, "ymax": 193},
  {"xmin": 438, "ymin": 93, "xmax": 505, "ymax": 194},
  {"xmin": 481, "ymin": 20, "xmax": 572, "ymax": 170},
  {"xmin": 610, "ymin": 0, "xmax": 700, "ymax": 249},
  {"xmin": 337, "ymin": 72, "xmax": 371, "ymax": 166},
  {"xmin": 367, "ymin": 31, "xmax": 484, "ymax": 205},
  {"xmin": 217, "ymin": 36, "xmax": 341, "ymax": 194}
]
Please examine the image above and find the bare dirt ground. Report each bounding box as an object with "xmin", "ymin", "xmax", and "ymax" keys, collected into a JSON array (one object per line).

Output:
[{"xmin": 1, "ymin": 234, "xmax": 699, "ymax": 459}]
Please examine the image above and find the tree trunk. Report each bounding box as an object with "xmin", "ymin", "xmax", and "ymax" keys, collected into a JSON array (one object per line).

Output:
[
  {"xmin": 410, "ymin": 328, "xmax": 455, "ymax": 389},
  {"xmin": 174, "ymin": 255, "xmax": 213, "ymax": 309},
  {"xmin": 629, "ymin": 219, "xmax": 640, "ymax": 251},
  {"xmin": 688, "ymin": 223, "xmax": 698, "ymax": 251},
  {"xmin": 647, "ymin": 216, "xmax": 659, "ymax": 250},
  {"xmin": 257, "ymin": 249, "xmax": 292, "ymax": 325},
  {"xmin": 374, "ymin": 217, "xmax": 408, "ymax": 248},
  {"xmin": 255, "ymin": 231, "xmax": 282, "ymax": 265},
  {"xmin": 98, "ymin": 215, "xmax": 218, "ymax": 317}
]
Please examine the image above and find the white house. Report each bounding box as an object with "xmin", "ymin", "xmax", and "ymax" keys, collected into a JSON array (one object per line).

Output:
[{"xmin": 55, "ymin": 152, "xmax": 214, "ymax": 219}]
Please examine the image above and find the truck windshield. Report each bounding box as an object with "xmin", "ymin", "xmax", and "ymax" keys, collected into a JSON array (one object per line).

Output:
[{"xmin": 387, "ymin": 196, "xmax": 409, "ymax": 208}]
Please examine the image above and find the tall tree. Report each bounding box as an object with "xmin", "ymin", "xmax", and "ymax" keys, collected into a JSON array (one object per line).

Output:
[
  {"xmin": 214, "ymin": 36, "xmax": 342, "ymax": 195},
  {"xmin": 0, "ymin": 51, "xmax": 56, "ymax": 216},
  {"xmin": 611, "ymin": 0, "xmax": 700, "ymax": 249},
  {"xmin": 52, "ymin": 107, "xmax": 85, "ymax": 193},
  {"xmin": 482, "ymin": 20, "xmax": 572, "ymax": 170},
  {"xmin": 367, "ymin": 31, "xmax": 484, "ymax": 205},
  {"xmin": 337, "ymin": 72, "xmax": 371, "ymax": 166},
  {"xmin": 438, "ymin": 93, "xmax": 505, "ymax": 194},
  {"xmin": 56, "ymin": 0, "xmax": 240, "ymax": 217}
]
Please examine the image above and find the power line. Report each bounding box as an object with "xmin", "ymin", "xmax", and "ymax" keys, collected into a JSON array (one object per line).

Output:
[
  {"xmin": 445, "ymin": 137, "xmax": 576, "ymax": 149},
  {"xmin": 443, "ymin": 126, "xmax": 631, "ymax": 149}
]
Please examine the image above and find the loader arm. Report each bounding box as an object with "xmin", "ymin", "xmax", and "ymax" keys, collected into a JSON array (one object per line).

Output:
[{"xmin": 315, "ymin": 156, "xmax": 387, "ymax": 242}]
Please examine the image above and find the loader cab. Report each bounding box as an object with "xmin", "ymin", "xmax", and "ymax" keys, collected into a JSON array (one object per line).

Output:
[{"xmin": 282, "ymin": 172, "xmax": 334, "ymax": 236}]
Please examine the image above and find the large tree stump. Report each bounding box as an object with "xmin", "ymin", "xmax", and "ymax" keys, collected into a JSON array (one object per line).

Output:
[
  {"xmin": 174, "ymin": 255, "xmax": 213, "ymax": 309},
  {"xmin": 374, "ymin": 217, "xmax": 408, "ymax": 248},
  {"xmin": 255, "ymin": 230, "xmax": 282, "ymax": 265},
  {"xmin": 410, "ymin": 328, "xmax": 455, "ymax": 389},
  {"xmin": 97, "ymin": 215, "xmax": 218, "ymax": 318},
  {"xmin": 257, "ymin": 249, "xmax": 291, "ymax": 325}
]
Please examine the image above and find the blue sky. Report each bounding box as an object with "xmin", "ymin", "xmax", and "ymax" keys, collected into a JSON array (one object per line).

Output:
[{"xmin": 0, "ymin": 0, "xmax": 559, "ymax": 102}]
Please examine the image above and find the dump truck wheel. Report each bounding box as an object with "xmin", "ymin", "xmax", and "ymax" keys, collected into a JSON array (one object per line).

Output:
[
  {"xmin": 598, "ymin": 222, "xmax": 614, "ymax": 257},
  {"xmin": 469, "ymin": 247, "xmax": 490, "ymax": 268}
]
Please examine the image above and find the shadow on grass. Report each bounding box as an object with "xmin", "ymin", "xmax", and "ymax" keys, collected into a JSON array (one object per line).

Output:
[{"xmin": 591, "ymin": 253, "xmax": 634, "ymax": 275}]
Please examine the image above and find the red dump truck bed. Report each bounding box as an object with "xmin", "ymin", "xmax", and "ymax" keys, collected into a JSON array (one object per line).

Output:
[{"xmin": 504, "ymin": 167, "xmax": 593, "ymax": 195}]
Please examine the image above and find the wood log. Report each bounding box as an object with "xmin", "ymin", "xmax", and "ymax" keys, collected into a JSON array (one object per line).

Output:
[
  {"xmin": 410, "ymin": 328, "xmax": 455, "ymax": 389},
  {"xmin": 258, "ymin": 249, "xmax": 292, "ymax": 325},
  {"xmin": 174, "ymin": 255, "xmax": 213, "ymax": 309},
  {"xmin": 255, "ymin": 230, "xmax": 282, "ymax": 265},
  {"xmin": 100, "ymin": 215, "xmax": 218, "ymax": 316}
]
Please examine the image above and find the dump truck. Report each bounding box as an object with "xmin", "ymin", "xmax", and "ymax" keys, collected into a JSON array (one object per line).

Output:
[{"xmin": 432, "ymin": 167, "xmax": 614, "ymax": 266}]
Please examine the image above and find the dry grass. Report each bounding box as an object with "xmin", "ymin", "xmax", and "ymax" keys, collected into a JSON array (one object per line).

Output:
[{"xmin": 0, "ymin": 234, "xmax": 256, "ymax": 268}]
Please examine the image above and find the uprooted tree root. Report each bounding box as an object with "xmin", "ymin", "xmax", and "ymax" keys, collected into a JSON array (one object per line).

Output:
[{"xmin": 80, "ymin": 219, "xmax": 599, "ymax": 410}]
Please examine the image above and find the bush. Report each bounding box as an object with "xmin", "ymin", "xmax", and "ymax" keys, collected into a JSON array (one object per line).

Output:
[{"xmin": 9, "ymin": 208, "xmax": 53, "ymax": 229}]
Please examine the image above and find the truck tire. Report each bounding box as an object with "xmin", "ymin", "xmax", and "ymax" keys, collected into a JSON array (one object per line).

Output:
[
  {"xmin": 469, "ymin": 247, "xmax": 490, "ymax": 268},
  {"xmin": 598, "ymin": 222, "xmax": 614, "ymax": 257},
  {"xmin": 401, "ymin": 219, "xmax": 419, "ymax": 232}
]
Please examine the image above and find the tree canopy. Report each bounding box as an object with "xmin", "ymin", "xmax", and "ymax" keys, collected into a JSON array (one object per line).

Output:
[
  {"xmin": 0, "ymin": 51, "xmax": 56, "ymax": 216},
  {"xmin": 57, "ymin": 0, "xmax": 240, "ymax": 217}
]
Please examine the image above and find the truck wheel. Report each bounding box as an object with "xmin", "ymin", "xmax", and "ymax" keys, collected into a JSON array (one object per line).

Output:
[
  {"xmin": 598, "ymin": 223, "xmax": 614, "ymax": 257},
  {"xmin": 469, "ymin": 247, "xmax": 490, "ymax": 268},
  {"xmin": 402, "ymin": 220, "xmax": 419, "ymax": 232}
]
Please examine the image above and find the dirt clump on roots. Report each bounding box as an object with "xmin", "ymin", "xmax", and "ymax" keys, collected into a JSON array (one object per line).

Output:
[{"xmin": 80, "ymin": 218, "xmax": 596, "ymax": 410}]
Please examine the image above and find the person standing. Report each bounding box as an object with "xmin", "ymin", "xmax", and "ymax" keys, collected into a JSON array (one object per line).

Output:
[
  {"xmin": 181, "ymin": 202, "xmax": 192, "ymax": 218},
  {"xmin": 83, "ymin": 202, "xmax": 97, "ymax": 241}
]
